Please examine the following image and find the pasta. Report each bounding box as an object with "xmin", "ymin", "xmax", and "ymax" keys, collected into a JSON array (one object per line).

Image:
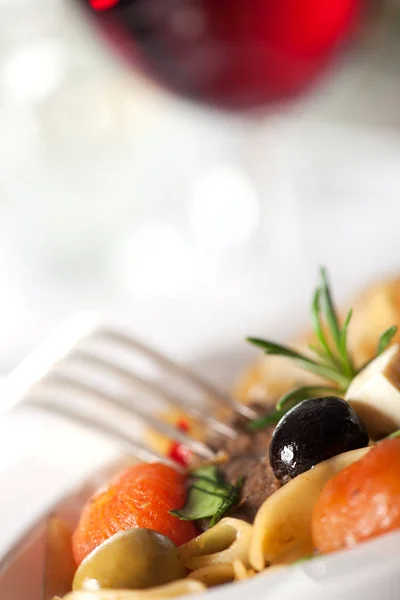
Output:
[
  {"xmin": 179, "ymin": 518, "xmax": 252, "ymax": 571},
  {"xmin": 187, "ymin": 564, "xmax": 236, "ymax": 587},
  {"xmin": 60, "ymin": 580, "xmax": 206, "ymax": 600},
  {"xmin": 232, "ymin": 560, "xmax": 252, "ymax": 581}
]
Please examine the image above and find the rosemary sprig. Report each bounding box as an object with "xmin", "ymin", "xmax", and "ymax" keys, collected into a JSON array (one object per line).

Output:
[
  {"xmin": 246, "ymin": 338, "xmax": 350, "ymax": 389},
  {"xmin": 246, "ymin": 410, "xmax": 282, "ymax": 430},
  {"xmin": 247, "ymin": 385, "xmax": 339, "ymax": 431},
  {"xmin": 310, "ymin": 287, "xmax": 338, "ymax": 369},
  {"xmin": 247, "ymin": 268, "xmax": 398, "ymax": 431},
  {"xmin": 378, "ymin": 325, "xmax": 398, "ymax": 356}
]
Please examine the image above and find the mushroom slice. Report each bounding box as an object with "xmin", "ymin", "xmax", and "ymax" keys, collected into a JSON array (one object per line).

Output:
[{"xmin": 345, "ymin": 343, "xmax": 400, "ymax": 439}]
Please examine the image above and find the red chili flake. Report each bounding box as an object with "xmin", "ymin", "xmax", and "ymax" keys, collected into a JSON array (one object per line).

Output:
[
  {"xmin": 169, "ymin": 441, "xmax": 192, "ymax": 467},
  {"xmin": 167, "ymin": 419, "xmax": 192, "ymax": 467},
  {"xmin": 176, "ymin": 419, "xmax": 190, "ymax": 433}
]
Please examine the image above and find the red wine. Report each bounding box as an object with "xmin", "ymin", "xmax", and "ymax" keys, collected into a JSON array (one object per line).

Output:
[{"xmin": 78, "ymin": 0, "xmax": 362, "ymax": 110}]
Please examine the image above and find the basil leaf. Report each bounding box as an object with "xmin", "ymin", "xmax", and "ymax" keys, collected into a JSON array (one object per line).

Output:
[
  {"xmin": 169, "ymin": 484, "xmax": 225, "ymax": 521},
  {"xmin": 191, "ymin": 465, "xmax": 220, "ymax": 482},
  {"xmin": 210, "ymin": 478, "xmax": 243, "ymax": 527},
  {"xmin": 170, "ymin": 466, "xmax": 242, "ymax": 525}
]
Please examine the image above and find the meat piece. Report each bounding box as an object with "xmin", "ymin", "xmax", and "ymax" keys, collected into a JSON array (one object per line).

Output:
[
  {"xmin": 223, "ymin": 456, "xmax": 279, "ymax": 523},
  {"xmin": 207, "ymin": 404, "xmax": 280, "ymax": 523}
]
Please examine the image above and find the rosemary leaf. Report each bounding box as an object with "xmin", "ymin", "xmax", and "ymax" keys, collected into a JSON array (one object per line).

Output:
[
  {"xmin": 246, "ymin": 268, "xmax": 400, "ymax": 432},
  {"xmin": 308, "ymin": 343, "xmax": 328, "ymax": 361},
  {"xmin": 377, "ymin": 325, "xmax": 398, "ymax": 356},
  {"xmin": 247, "ymin": 410, "xmax": 283, "ymax": 431},
  {"xmin": 310, "ymin": 288, "xmax": 336, "ymax": 365},
  {"xmin": 276, "ymin": 385, "xmax": 341, "ymax": 412},
  {"xmin": 320, "ymin": 267, "xmax": 341, "ymax": 349},
  {"xmin": 247, "ymin": 337, "xmax": 350, "ymax": 388},
  {"xmin": 339, "ymin": 309, "xmax": 355, "ymax": 378},
  {"xmin": 247, "ymin": 338, "xmax": 312, "ymax": 361}
]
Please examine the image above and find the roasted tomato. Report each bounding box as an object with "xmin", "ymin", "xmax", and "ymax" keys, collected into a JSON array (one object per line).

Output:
[
  {"xmin": 312, "ymin": 439, "xmax": 400, "ymax": 554},
  {"xmin": 72, "ymin": 463, "xmax": 198, "ymax": 565}
]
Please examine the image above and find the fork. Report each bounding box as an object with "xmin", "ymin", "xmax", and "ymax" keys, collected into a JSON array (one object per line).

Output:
[{"xmin": 1, "ymin": 312, "xmax": 257, "ymax": 468}]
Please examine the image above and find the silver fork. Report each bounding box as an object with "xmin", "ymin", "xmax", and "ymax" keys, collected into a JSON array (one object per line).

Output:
[{"xmin": 1, "ymin": 312, "xmax": 257, "ymax": 468}]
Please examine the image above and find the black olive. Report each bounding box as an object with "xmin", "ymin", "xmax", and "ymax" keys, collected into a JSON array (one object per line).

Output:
[{"xmin": 269, "ymin": 396, "xmax": 369, "ymax": 480}]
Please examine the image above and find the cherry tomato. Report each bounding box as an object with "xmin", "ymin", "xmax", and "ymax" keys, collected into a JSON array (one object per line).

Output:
[
  {"xmin": 72, "ymin": 463, "xmax": 198, "ymax": 565},
  {"xmin": 312, "ymin": 439, "xmax": 400, "ymax": 554}
]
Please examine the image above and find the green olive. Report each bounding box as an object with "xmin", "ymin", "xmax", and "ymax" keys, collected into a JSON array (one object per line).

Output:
[{"xmin": 73, "ymin": 528, "xmax": 186, "ymax": 591}]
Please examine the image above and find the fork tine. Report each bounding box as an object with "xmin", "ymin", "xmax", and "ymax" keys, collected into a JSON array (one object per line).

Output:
[
  {"xmin": 69, "ymin": 348, "xmax": 238, "ymax": 439},
  {"xmin": 0, "ymin": 312, "xmax": 100, "ymax": 414},
  {"xmin": 40, "ymin": 372, "xmax": 216, "ymax": 461},
  {"xmin": 26, "ymin": 397, "xmax": 184, "ymax": 471},
  {"xmin": 3, "ymin": 314, "xmax": 252, "ymax": 465},
  {"xmin": 97, "ymin": 328, "xmax": 257, "ymax": 420}
]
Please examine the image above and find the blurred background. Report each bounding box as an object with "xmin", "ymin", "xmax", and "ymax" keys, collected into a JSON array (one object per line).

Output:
[
  {"xmin": 1, "ymin": 0, "xmax": 400, "ymax": 374},
  {"xmin": 2, "ymin": 0, "xmax": 400, "ymax": 562}
]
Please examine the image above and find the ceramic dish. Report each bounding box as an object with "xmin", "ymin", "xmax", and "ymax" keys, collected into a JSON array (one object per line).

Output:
[{"xmin": 1, "ymin": 345, "xmax": 400, "ymax": 600}]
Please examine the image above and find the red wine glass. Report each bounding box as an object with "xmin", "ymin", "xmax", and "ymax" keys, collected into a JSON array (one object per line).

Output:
[{"xmin": 74, "ymin": 0, "xmax": 365, "ymax": 111}]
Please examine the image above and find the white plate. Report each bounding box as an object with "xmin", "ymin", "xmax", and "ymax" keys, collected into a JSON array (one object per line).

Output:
[{"xmin": 1, "ymin": 344, "xmax": 400, "ymax": 600}]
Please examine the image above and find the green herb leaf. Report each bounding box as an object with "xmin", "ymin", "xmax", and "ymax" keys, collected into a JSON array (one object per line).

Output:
[
  {"xmin": 248, "ymin": 386, "xmax": 342, "ymax": 432},
  {"xmin": 247, "ymin": 337, "xmax": 349, "ymax": 388},
  {"xmin": 276, "ymin": 385, "xmax": 341, "ymax": 412},
  {"xmin": 338, "ymin": 309, "xmax": 354, "ymax": 378},
  {"xmin": 210, "ymin": 477, "xmax": 243, "ymax": 527},
  {"xmin": 247, "ymin": 268, "xmax": 399, "ymax": 432},
  {"xmin": 387, "ymin": 429, "xmax": 400, "ymax": 440},
  {"xmin": 320, "ymin": 267, "xmax": 341, "ymax": 349},
  {"xmin": 169, "ymin": 466, "xmax": 242, "ymax": 526},
  {"xmin": 246, "ymin": 338, "xmax": 311, "ymax": 361},
  {"xmin": 377, "ymin": 325, "xmax": 398, "ymax": 355},
  {"xmin": 308, "ymin": 343, "xmax": 329, "ymax": 362},
  {"xmin": 247, "ymin": 410, "xmax": 283, "ymax": 431},
  {"xmin": 310, "ymin": 288, "xmax": 337, "ymax": 367},
  {"xmin": 190, "ymin": 465, "xmax": 221, "ymax": 481}
]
